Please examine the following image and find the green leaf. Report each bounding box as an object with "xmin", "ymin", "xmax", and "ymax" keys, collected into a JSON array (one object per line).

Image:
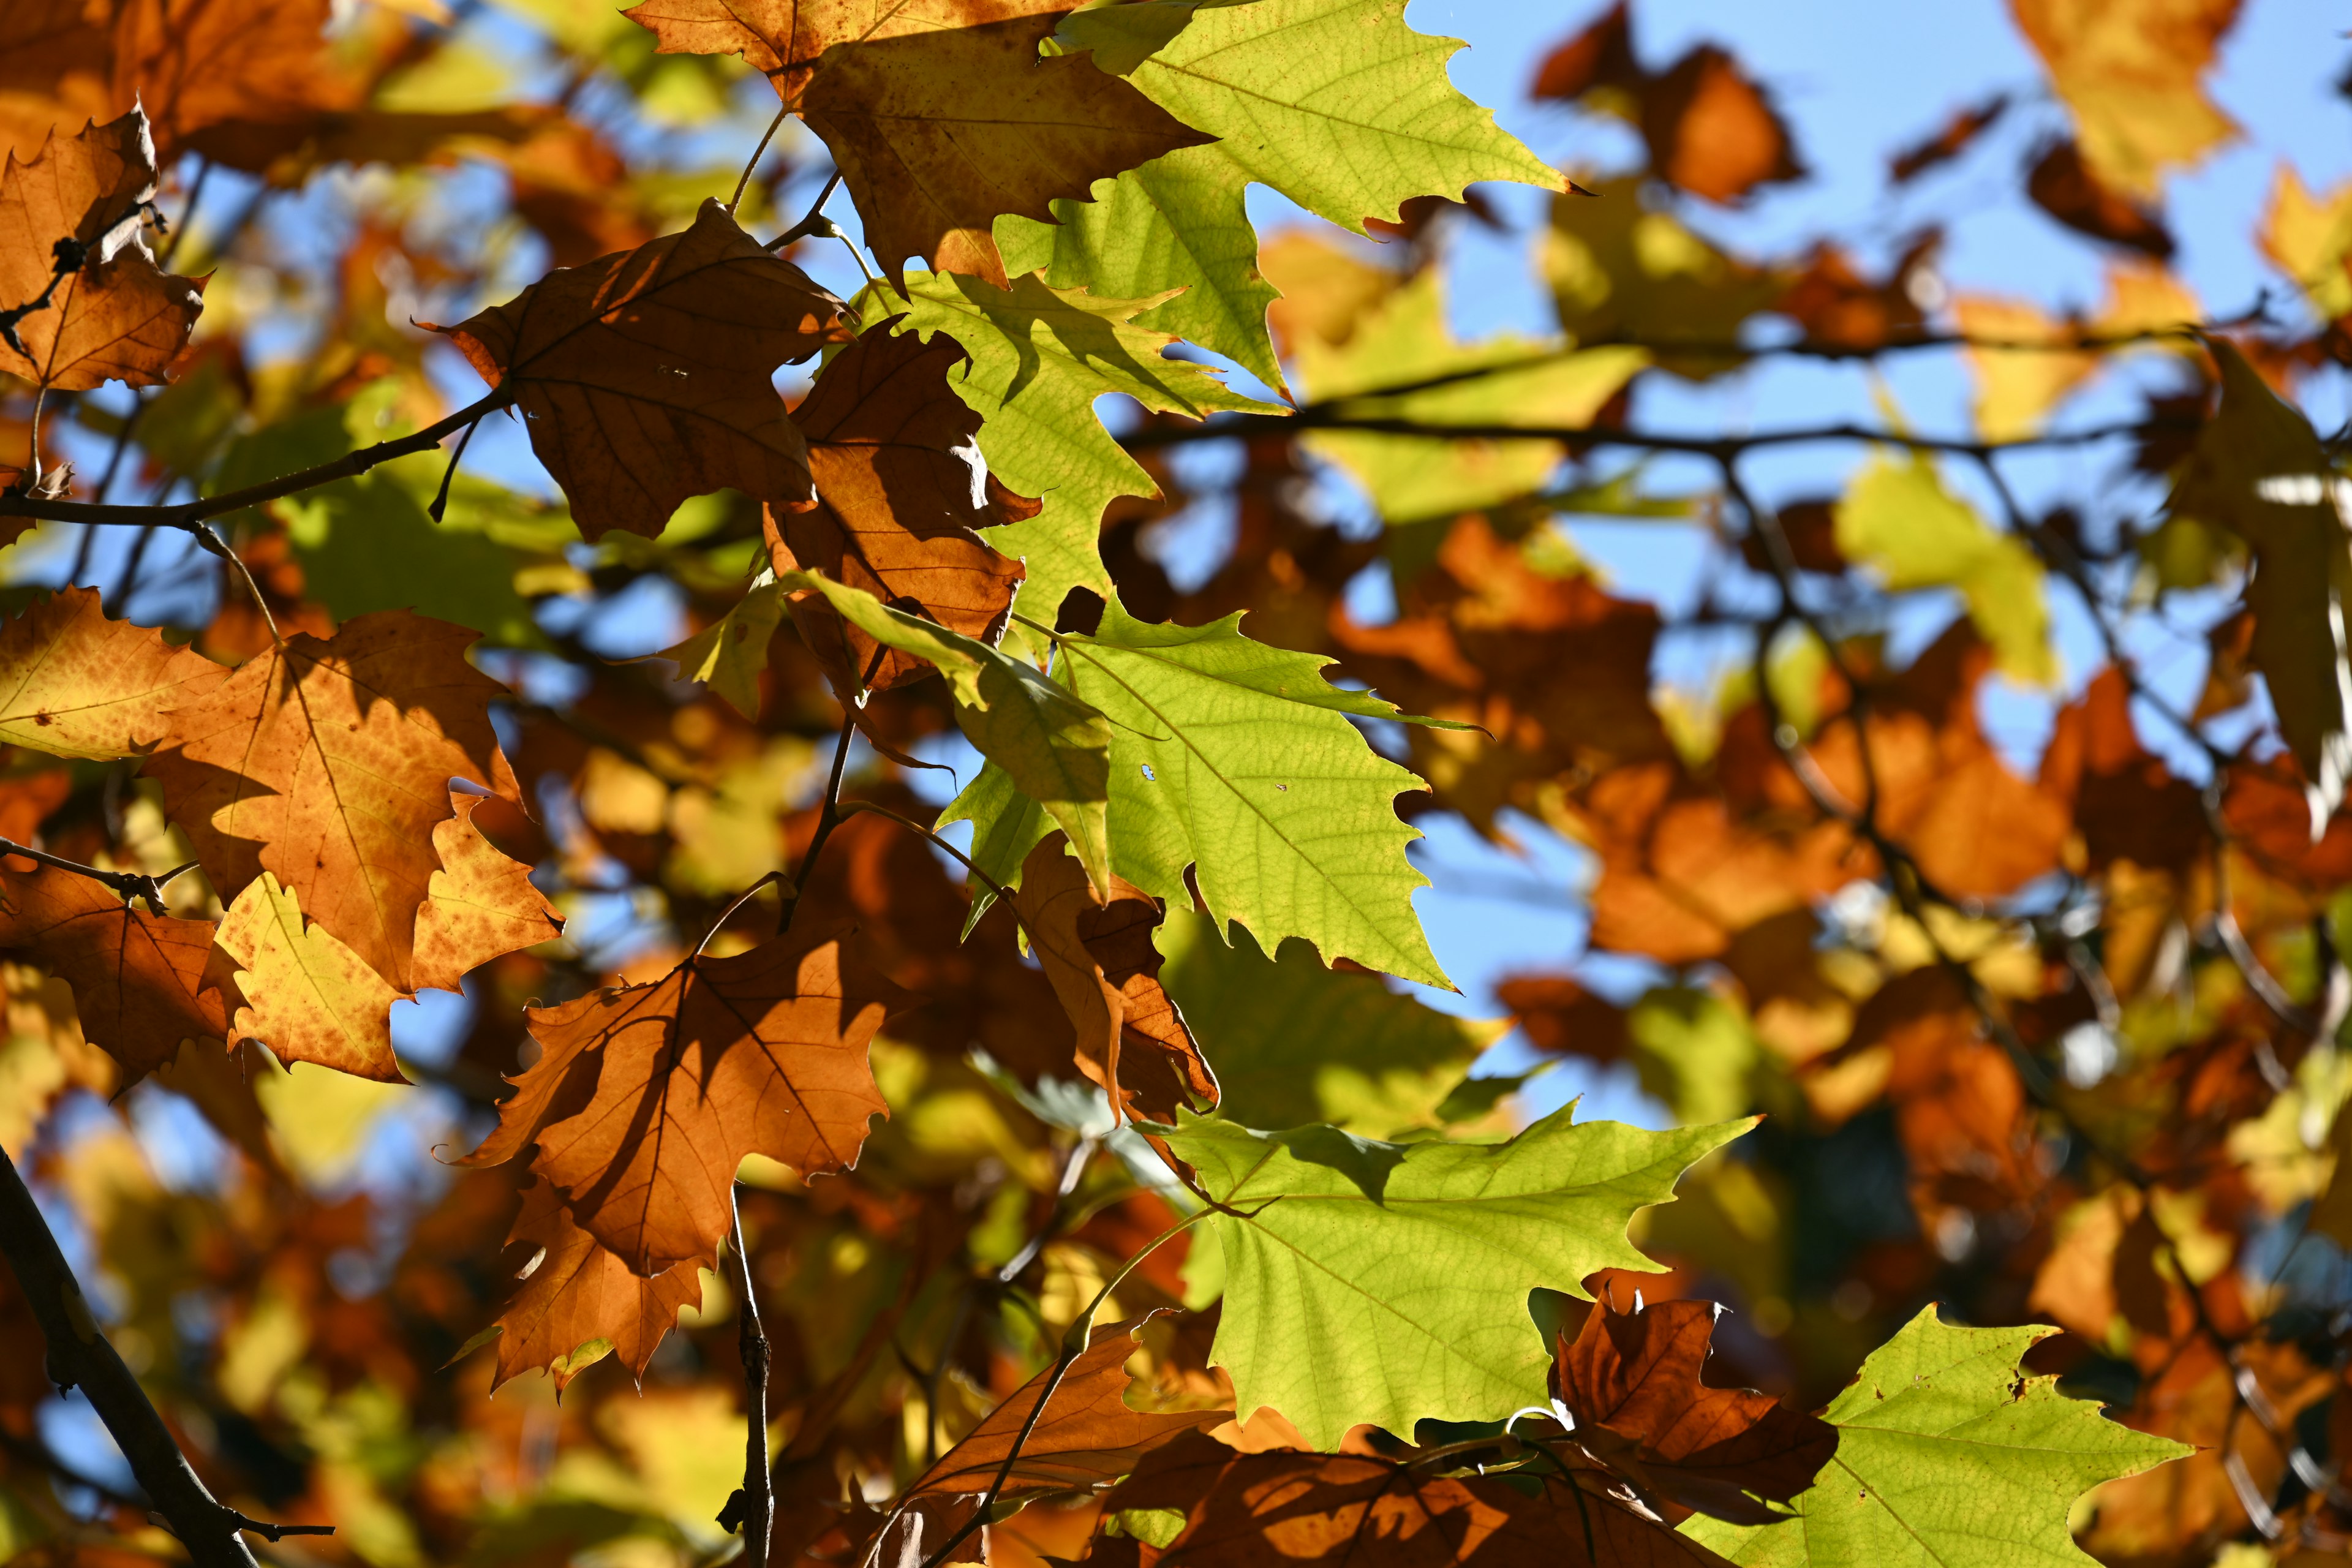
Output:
[
  {"xmin": 776, "ymin": 570, "xmax": 1115, "ymax": 896},
  {"xmin": 658, "ymin": 575, "xmax": 787, "ymax": 718},
  {"xmin": 1626, "ymin": 987, "xmax": 1763, "ymax": 1128},
  {"xmin": 937, "ymin": 760, "xmax": 1053, "ymax": 937},
  {"xmin": 281, "ymin": 473, "xmax": 549, "ymax": 649},
  {"xmin": 1682, "ymin": 1307, "xmax": 2189, "ymax": 1568},
  {"xmin": 1833, "ymin": 453, "xmax": 2055, "ymax": 687},
  {"xmin": 1542, "ymin": 176, "xmax": 1788, "ymax": 376},
  {"xmin": 865, "ymin": 272, "xmax": 1279, "ymax": 656},
  {"xmin": 1055, "ymin": 596, "xmax": 1448, "ymax": 986},
  {"xmin": 1158, "ymin": 1105, "xmax": 1750, "ymax": 1449},
  {"xmin": 1155, "ymin": 906, "xmax": 1502, "ymax": 1135},
  {"xmin": 998, "ymin": 0, "xmax": 1561, "ymax": 391}
]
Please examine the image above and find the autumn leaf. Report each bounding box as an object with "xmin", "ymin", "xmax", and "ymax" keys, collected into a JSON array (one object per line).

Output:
[
  {"xmin": 767, "ymin": 322, "xmax": 1030, "ymax": 691},
  {"xmin": 0, "ymin": 585, "xmax": 224, "ymax": 760},
  {"xmin": 464, "ymin": 926, "xmax": 903, "ymax": 1275},
  {"xmin": 142, "ymin": 610, "xmax": 516, "ymax": 994},
  {"xmin": 1551, "ymin": 1294, "xmax": 1837, "ymax": 1524},
  {"xmin": 622, "ymin": 0, "xmax": 1065, "ymax": 108},
  {"xmin": 2010, "ymin": 0, "xmax": 2241, "ymax": 199},
  {"xmin": 0, "ymin": 106, "xmax": 202, "ymax": 391},
  {"xmin": 409, "ymin": 792, "xmax": 564, "ymax": 996},
  {"xmin": 1158, "ymin": 1106, "xmax": 1750, "ymax": 1450},
  {"xmin": 429, "ymin": 199, "xmax": 851, "ymax": 541},
  {"xmin": 485, "ymin": 1175, "xmax": 704, "ymax": 1392},
  {"xmin": 207, "ymin": 872, "xmax": 405, "ymax": 1084},
  {"xmin": 0, "ymin": 866, "xmax": 225, "ymax": 1084},
  {"xmin": 1011, "ymin": 834, "xmax": 1215, "ymax": 1126}
]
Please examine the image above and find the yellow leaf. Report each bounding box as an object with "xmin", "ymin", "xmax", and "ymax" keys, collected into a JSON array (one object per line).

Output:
[
  {"xmin": 1954, "ymin": 295, "xmax": 2094, "ymax": 443},
  {"xmin": 2010, "ymin": 0, "xmax": 2241, "ymax": 198},
  {"xmin": 2260, "ymin": 162, "xmax": 2352, "ymax": 321},
  {"xmin": 212, "ymin": 873, "xmax": 405, "ymax": 1084}
]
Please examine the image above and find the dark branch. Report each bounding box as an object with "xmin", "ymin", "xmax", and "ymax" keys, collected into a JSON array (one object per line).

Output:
[{"xmin": 0, "ymin": 840, "xmax": 195, "ymax": 916}]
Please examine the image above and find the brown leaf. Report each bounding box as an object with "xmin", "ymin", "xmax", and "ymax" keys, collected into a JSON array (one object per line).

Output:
[
  {"xmin": 0, "ymin": 867, "xmax": 224, "ymax": 1084},
  {"xmin": 429, "ymin": 199, "xmax": 851, "ymax": 541},
  {"xmin": 0, "ymin": 586, "xmax": 225, "ymax": 761},
  {"xmin": 1774, "ymin": 236, "xmax": 1937, "ymax": 352},
  {"xmin": 1888, "ymin": 94, "xmax": 2009, "ymax": 184},
  {"xmin": 1087, "ymin": 1429, "xmax": 1737, "ymax": 1567},
  {"xmin": 768, "ymin": 322, "xmax": 1030, "ymax": 691},
  {"xmin": 0, "ymin": 107, "xmax": 202, "ymax": 391},
  {"xmin": 1640, "ymin": 45, "xmax": 1805, "ymax": 205},
  {"xmin": 464, "ymin": 925, "xmax": 905, "ymax": 1274},
  {"xmin": 409, "ymin": 791, "xmax": 564, "ymax": 996},
  {"xmin": 909, "ymin": 1313, "xmax": 1223, "ymax": 1500},
  {"xmin": 2026, "ymin": 138, "xmax": 2175, "ymax": 259},
  {"xmin": 141, "ymin": 610, "xmax": 516, "ymax": 994},
  {"xmin": 1011, "ymin": 834, "xmax": 1216, "ymax": 1126},
  {"xmin": 1496, "ymin": 974, "xmax": 1629, "ymax": 1064},
  {"xmin": 1550, "ymin": 1295, "xmax": 1836, "ymax": 1524},
  {"xmin": 798, "ymin": 13, "xmax": 1215, "ymax": 288},
  {"xmin": 490, "ymin": 1175, "xmax": 704, "ymax": 1392},
  {"xmin": 1531, "ymin": 4, "xmax": 1642, "ymax": 103},
  {"xmin": 624, "ymin": 0, "xmax": 1066, "ymax": 107}
]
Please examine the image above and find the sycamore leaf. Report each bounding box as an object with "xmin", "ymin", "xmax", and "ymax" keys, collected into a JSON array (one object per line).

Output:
[
  {"xmin": 464, "ymin": 927, "xmax": 903, "ymax": 1275},
  {"xmin": 1095, "ymin": 1428, "xmax": 1738, "ymax": 1567},
  {"xmin": 488, "ymin": 1175, "xmax": 703, "ymax": 1392},
  {"xmin": 800, "ymin": 13, "xmax": 1213, "ymax": 290},
  {"xmin": 2165, "ymin": 338, "xmax": 2352, "ymax": 831},
  {"xmin": 2010, "ymin": 0, "xmax": 2240, "ymax": 200},
  {"xmin": 767, "ymin": 322, "xmax": 1030, "ymax": 691},
  {"xmin": 660, "ymin": 579, "xmax": 788, "ymax": 720},
  {"xmin": 1012, "ymin": 833, "xmax": 1216, "ymax": 1124},
  {"xmin": 208, "ymin": 872, "xmax": 406, "ymax": 1084},
  {"xmin": 778, "ymin": 568, "xmax": 1114, "ymax": 895},
  {"xmin": 1681, "ymin": 1307, "xmax": 2188, "ymax": 1568},
  {"xmin": 0, "ymin": 586, "xmax": 225, "ymax": 760},
  {"xmin": 1553, "ymin": 1295, "xmax": 1837, "ymax": 1525},
  {"xmin": 938, "ymin": 760, "xmax": 1054, "ymax": 930},
  {"xmin": 996, "ymin": 0, "xmax": 1559, "ymax": 391},
  {"xmin": 429, "ymin": 199, "xmax": 851, "ymax": 541},
  {"xmin": 1055, "ymin": 596, "xmax": 1449, "ymax": 986},
  {"xmin": 622, "ymin": 0, "xmax": 1065, "ymax": 108},
  {"xmin": 0, "ymin": 107, "xmax": 202, "ymax": 391},
  {"xmin": 910, "ymin": 1312, "xmax": 1221, "ymax": 1499},
  {"xmin": 1157, "ymin": 1105, "xmax": 1751, "ymax": 1449},
  {"xmin": 409, "ymin": 793, "xmax": 564, "ymax": 995},
  {"xmin": 141, "ymin": 610, "xmax": 516, "ymax": 994},
  {"xmin": 866, "ymin": 271, "xmax": 1278, "ymax": 647},
  {"xmin": 1154, "ymin": 907, "xmax": 1501, "ymax": 1137},
  {"xmin": 0, "ymin": 867, "xmax": 225, "ymax": 1085}
]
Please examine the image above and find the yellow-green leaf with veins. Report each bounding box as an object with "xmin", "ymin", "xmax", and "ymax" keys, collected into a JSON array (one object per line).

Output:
[
  {"xmin": 660, "ymin": 573, "xmax": 788, "ymax": 719},
  {"xmin": 1158, "ymin": 1105, "xmax": 1749, "ymax": 1449},
  {"xmin": 1683, "ymin": 1307, "xmax": 2187, "ymax": 1568},
  {"xmin": 209, "ymin": 873, "xmax": 406, "ymax": 1085},
  {"xmin": 1834, "ymin": 453, "xmax": 2055, "ymax": 686},
  {"xmin": 1294, "ymin": 266, "xmax": 1645, "ymax": 524},
  {"xmin": 1055, "ymin": 596, "xmax": 1450, "ymax": 986},
  {"xmin": 864, "ymin": 271, "xmax": 1280, "ymax": 653},
  {"xmin": 0, "ymin": 587, "xmax": 225, "ymax": 761}
]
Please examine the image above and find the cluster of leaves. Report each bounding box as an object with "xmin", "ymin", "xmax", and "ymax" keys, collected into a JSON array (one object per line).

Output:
[{"xmin": 0, "ymin": 1, "xmax": 2346, "ymax": 1567}]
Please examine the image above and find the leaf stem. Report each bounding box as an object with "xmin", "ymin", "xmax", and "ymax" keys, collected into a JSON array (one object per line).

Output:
[
  {"xmin": 728, "ymin": 1189, "xmax": 773, "ymax": 1566},
  {"xmin": 766, "ymin": 170, "xmax": 844, "ymax": 251},
  {"xmin": 777, "ymin": 714, "xmax": 861, "ymax": 935},
  {"xmin": 728, "ymin": 101, "xmax": 794, "ymax": 215},
  {"xmin": 834, "ymin": 801, "xmax": 1028, "ymax": 940}
]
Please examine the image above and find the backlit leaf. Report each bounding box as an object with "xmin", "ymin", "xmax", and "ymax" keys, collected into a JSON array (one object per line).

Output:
[
  {"xmin": 208, "ymin": 872, "xmax": 405, "ymax": 1084},
  {"xmin": 0, "ymin": 586, "xmax": 224, "ymax": 761},
  {"xmin": 0, "ymin": 867, "xmax": 225, "ymax": 1084},
  {"xmin": 487, "ymin": 1175, "xmax": 704, "ymax": 1392}
]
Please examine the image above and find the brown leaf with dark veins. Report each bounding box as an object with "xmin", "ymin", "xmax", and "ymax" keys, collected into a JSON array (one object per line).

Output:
[
  {"xmin": 0, "ymin": 107, "xmax": 202, "ymax": 391},
  {"xmin": 909, "ymin": 1313, "xmax": 1223, "ymax": 1500},
  {"xmin": 489, "ymin": 1176, "xmax": 703, "ymax": 1392},
  {"xmin": 409, "ymin": 792, "xmax": 564, "ymax": 996},
  {"xmin": 798, "ymin": 13, "xmax": 1216, "ymax": 288},
  {"xmin": 1085, "ymin": 1429, "xmax": 1738, "ymax": 1567},
  {"xmin": 1012, "ymin": 833, "xmax": 1217, "ymax": 1125},
  {"xmin": 0, "ymin": 586, "xmax": 225, "ymax": 761},
  {"xmin": 1551, "ymin": 1294, "xmax": 1837, "ymax": 1524},
  {"xmin": 140, "ymin": 610, "xmax": 516, "ymax": 995},
  {"xmin": 429, "ymin": 199, "xmax": 851, "ymax": 541},
  {"xmin": 464, "ymin": 925, "xmax": 906, "ymax": 1275},
  {"xmin": 623, "ymin": 0, "xmax": 1067, "ymax": 107},
  {"xmin": 769, "ymin": 322, "xmax": 1031, "ymax": 691},
  {"xmin": 0, "ymin": 867, "xmax": 225, "ymax": 1085}
]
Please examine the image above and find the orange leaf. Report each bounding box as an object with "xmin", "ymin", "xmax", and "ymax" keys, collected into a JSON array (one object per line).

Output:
[
  {"xmin": 798, "ymin": 13, "xmax": 1215, "ymax": 288},
  {"xmin": 489, "ymin": 1175, "xmax": 703, "ymax": 1392},
  {"xmin": 1012, "ymin": 834, "xmax": 1217, "ymax": 1126},
  {"xmin": 0, "ymin": 107, "xmax": 202, "ymax": 391},
  {"xmin": 429, "ymin": 200, "xmax": 851, "ymax": 541},
  {"xmin": 409, "ymin": 792, "xmax": 563, "ymax": 995},
  {"xmin": 769, "ymin": 322, "xmax": 1030, "ymax": 691},
  {"xmin": 0, "ymin": 586, "xmax": 225, "ymax": 761},
  {"xmin": 208, "ymin": 872, "xmax": 406, "ymax": 1083},
  {"xmin": 141, "ymin": 610, "xmax": 516, "ymax": 993},
  {"xmin": 0, "ymin": 865, "xmax": 224, "ymax": 1084},
  {"xmin": 465, "ymin": 926, "xmax": 905, "ymax": 1274},
  {"xmin": 623, "ymin": 0, "xmax": 1066, "ymax": 108}
]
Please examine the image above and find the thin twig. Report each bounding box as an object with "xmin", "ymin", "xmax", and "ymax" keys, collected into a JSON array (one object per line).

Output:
[
  {"xmin": 835, "ymin": 801, "xmax": 1026, "ymax": 935},
  {"xmin": 777, "ymin": 717, "xmax": 860, "ymax": 935},
  {"xmin": 728, "ymin": 101, "xmax": 794, "ymax": 215},
  {"xmin": 766, "ymin": 170, "xmax": 843, "ymax": 251},
  {"xmin": 728, "ymin": 1191, "xmax": 773, "ymax": 1567},
  {"xmin": 425, "ymin": 412, "xmax": 486, "ymax": 523},
  {"xmin": 197, "ymin": 524, "xmax": 281, "ymax": 647},
  {"xmin": 0, "ymin": 840, "xmax": 195, "ymax": 916}
]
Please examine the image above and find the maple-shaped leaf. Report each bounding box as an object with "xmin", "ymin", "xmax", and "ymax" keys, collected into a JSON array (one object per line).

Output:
[
  {"xmin": 0, "ymin": 107, "xmax": 202, "ymax": 390},
  {"xmin": 0, "ymin": 586, "xmax": 224, "ymax": 761},
  {"xmin": 1057, "ymin": 595, "xmax": 1452, "ymax": 987},
  {"xmin": 910, "ymin": 1313, "xmax": 1222, "ymax": 1500},
  {"xmin": 1001, "ymin": 0, "xmax": 1562, "ymax": 390},
  {"xmin": 1552, "ymin": 1295, "xmax": 1836, "ymax": 1525},
  {"xmin": 1682, "ymin": 1308, "xmax": 2188, "ymax": 1568},
  {"xmin": 624, "ymin": 0, "xmax": 1065, "ymax": 107},
  {"xmin": 1091, "ymin": 1428, "xmax": 1736, "ymax": 1567},
  {"xmin": 464, "ymin": 926, "xmax": 904, "ymax": 1275},
  {"xmin": 409, "ymin": 792, "xmax": 563, "ymax": 996},
  {"xmin": 0, "ymin": 866, "xmax": 225, "ymax": 1085},
  {"xmin": 1011, "ymin": 834, "xmax": 1215, "ymax": 1125},
  {"xmin": 767, "ymin": 322, "xmax": 1030, "ymax": 691},
  {"xmin": 486, "ymin": 1176, "xmax": 703, "ymax": 1392},
  {"xmin": 1157, "ymin": 1106, "xmax": 1750, "ymax": 1450},
  {"xmin": 429, "ymin": 199, "xmax": 851, "ymax": 541},
  {"xmin": 2011, "ymin": 0, "xmax": 2240, "ymax": 200},
  {"xmin": 799, "ymin": 13, "xmax": 1213, "ymax": 289},
  {"xmin": 866, "ymin": 272, "xmax": 1278, "ymax": 655},
  {"xmin": 142, "ymin": 610, "xmax": 514, "ymax": 994},
  {"xmin": 207, "ymin": 872, "xmax": 405, "ymax": 1084}
]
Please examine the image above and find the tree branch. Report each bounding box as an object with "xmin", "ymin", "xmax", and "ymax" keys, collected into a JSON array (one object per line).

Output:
[
  {"xmin": 0, "ymin": 840, "xmax": 196, "ymax": 916},
  {"xmin": 723, "ymin": 1190, "xmax": 773, "ymax": 1567}
]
